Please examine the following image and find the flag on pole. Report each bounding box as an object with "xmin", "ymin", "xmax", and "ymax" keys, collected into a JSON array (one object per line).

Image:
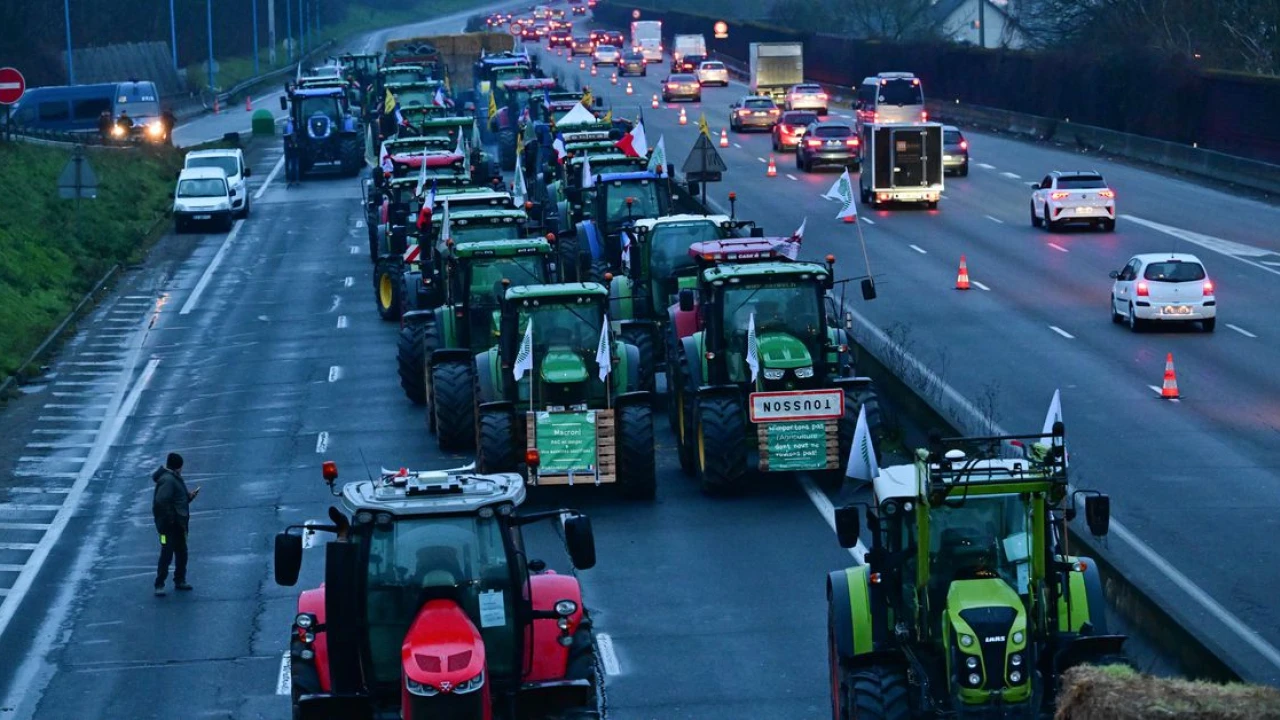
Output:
[
  {"xmin": 417, "ymin": 179, "xmax": 437, "ymax": 230},
  {"xmin": 488, "ymin": 92, "xmax": 499, "ymax": 121},
  {"xmin": 837, "ymin": 197, "xmax": 858, "ymax": 221},
  {"xmin": 603, "ymin": 109, "xmax": 613, "ymax": 123},
  {"xmin": 824, "ymin": 168, "xmax": 855, "ymax": 204},
  {"xmin": 581, "ymin": 87, "xmax": 593, "ymax": 107},
  {"xmin": 697, "ymin": 112, "xmax": 709, "ymax": 137},
  {"xmin": 746, "ymin": 312, "xmax": 760, "ymax": 383},
  {"xmin": 471, "ymin": 121, "xmax": 482, "ymax": 154},
  {"xmin": 454, "ymin": 128, "xmax": 466, "ymax": 157},
  {"xmin": 646, "ymin": 134, "xmax": 667, "ymax": 175},
  {"xmin": 383, "ymin": 88, "xmax": 395, "ymax": 114},
  {"xmin": 433, "ymin": 85, "xmax": 448, "ymax": 107},
  {"xmin": 595, "ymin": 315, "xmax": 612, "ymax": 381},
  {"xmin": 582, "ymin": 155, "xmax": 595, "ymax": 188},
  {"xmin": 513, "ymin": 318, "xmax": 534, "ymax": 380},
  {"xmin": 414, "ymin": 148, "xmax": 428, "ymax": 197},
  {"xmin": 773, "ymin": 217, "xmax": 805, "ymax": 260},
  {"xmin": 552, "ymin": 132, "xmax": 568, "ymax": 163},
  {"xmin": 379, "ymin": 141, "xmax": 393, "ymax": 174},
  {"xmin": 846, "ymin": 404, "xmax": 880, "ymax": 481},
  {"xmin": 440, "ymin": 199, "xmax": 452, "ymax": 243},
  {"xmin": 1041, "ymin": 388, "xmax": 1068, "ymax": 465},
  {"xmin": 621, "ymin": 229, "xmax": 634, "ymax": 273},
  {"xmin": 615, "ymin": 121, "xmax": 647, "ymax": 158},
  {"xmin": 513, "ymin": 152, "xmax": 528, "ymax": 206}
]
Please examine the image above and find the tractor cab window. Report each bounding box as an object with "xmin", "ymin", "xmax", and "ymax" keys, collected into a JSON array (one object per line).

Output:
[
  {"xmin": 364, "ymin": 514, "xmax": 518, "ymax": 686},
  {"xmin": 927, "ymin": 493, "xmax": 1032, "ymax": 607},
  {"xmin": 467, "ymin": 255, "xmax": 545, "ymax": 306},
  {"xmin": 299, "ymin": 95, "xmax": 341, "ymax": 122},
  {"xmin": 451, "ymin": 220, "xmax": 523, "ymax": 245},
  {"xmin": 648, "ymin": 221, "xmax": 720, "ymax": 278},
  {"xmin": 492, "ymin": 67, "xmax": 530, "ymax": 82},
  {"xmin": 603, "ymin": 181, "xmax": 664, "ymax": 222},
  {"xmin": 522, "ymin": 300, "xmax": 603, "ymax": 350},
  {"xmin": 397, "ymin": 89, "xmax": 432, "ymax": 108},
  {"xmin": 720, "ymin": 282, "xmax": 822, "ymax": 383}
]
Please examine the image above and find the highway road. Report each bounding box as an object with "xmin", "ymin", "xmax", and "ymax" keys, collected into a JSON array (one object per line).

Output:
[{"xmin": 0, "ymin": 3, "xmax": 1277, "ymax": 720}]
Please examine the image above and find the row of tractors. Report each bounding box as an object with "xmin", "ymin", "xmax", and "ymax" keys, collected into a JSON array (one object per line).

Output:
[{"xmin": 273, "ymin": 30, "xmax": 1130, "ymax": 720}]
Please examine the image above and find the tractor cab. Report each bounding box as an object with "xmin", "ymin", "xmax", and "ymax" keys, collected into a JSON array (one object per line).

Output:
[
  {"xmin": 827, "ymin": 426, "xmax": 1125, "ymax": 718},
  {"xmin": 281, "ymin": 85, "xmax": 364, "ymax": 176},
  {"xmin": 573, "ymin": 171, "xmax": 672, "ymax": 282},
  {"xmin": 442, "ymin": 238, "xmax": 558, "ymax": 354},
  {"xmin": 385, "ymin": 80, "xmax": 443, "ymax": 112},
  {"xmin": 549, "ymin": 153, "xmax": 646, "ymax": 233},
  {"xmin": 379, "ymin": 64, "xmax": 431, "ymax": 89},
  {"xmin": 338, "ymin": 52, "xmax": 381, "ymax": 85},
  {"xmin": 274, "ymin": 462, "xmax": 600, "ymax": 720}
]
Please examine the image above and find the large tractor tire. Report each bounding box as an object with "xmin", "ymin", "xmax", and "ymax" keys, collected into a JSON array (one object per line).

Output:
[
  {"xmin": 668, "ymin": 341, "xmax": 696, "ymax": 475},
  {"xmin": 422, "ymin": 321, "xmax": 443, "ymax": 433},
  {"xmin": 290, "ymin": 660, "xmax": 322, "ymax": 720},
  {"xmin": 557, "ymin": 232, "xmax": 581, "ymax": 282},
  {"xmin": 615, "ymin": 403, "xmax": 656, "ymax": 500},
  {"xmin": 587, "ymin": 258, "xmax": 610, "ymax": 285},
  {"xmin": 432, "ymin": 360, "xmax": 476, "ymax": 452},
  {"xmin": 374, "ymin": 260, "xmax": 402, "ymax": 321},
  {"xmin": 397, "ymin": 323, "xmax": 427, "ymax": 405},
  {"xmin": 833, "ymin": 665, "xmax": 910, "ymax": 720},
  {"xmin": 477, "ymin": 408, "xmax": 519, "ymax": 473},
  {"xmin": 619, "ymin": 326, "xmax": 656, "ymax": 394},
  {"xmin": 694, "ymin": 393, "xmax": 747, "ymax": 494},
  {"xmin": 820, "ymin": 385, "xmax": 885, "ymax": 491},
  {"xmin": 340, "ymin": 136, "xmax": 364, "ymax": 176},
  {"xmin": 497, "ymin": 129, "xmax": 517, "ymax": 171}
]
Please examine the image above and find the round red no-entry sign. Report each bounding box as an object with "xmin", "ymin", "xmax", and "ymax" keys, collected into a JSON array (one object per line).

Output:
[{"xmin": 0, "ymin": 67, "xmax": 26, "ymax": 105}]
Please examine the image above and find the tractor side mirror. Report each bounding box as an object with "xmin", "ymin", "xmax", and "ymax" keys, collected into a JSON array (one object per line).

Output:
[
  {"xmin": 687, "ymin": 180, "xmax": 699, "ymax": 197},
  {"xmin": 279, "ymin": 96, "xmax": 288, "ymax": 111},
  {"xmin": 861, "ymin": 277, "xmax": 876, "ymax": 301},
  {"xmin": 834, "ymin": 505, "xmax": 861, "ymax": 549},
  {"xmin": 274, "ymin": 532, "xmax": 303, "ymax": 586},
  {"xmin": 564, "ymin": 515, "xmax": 597, "ymax": 570},
  {"xmin": 1085, "ymin": 494, "xmax": 1110, "ymax": 537},
  {"xmin": 678, "ymin": 288, "xmax": 695, "ymax": 312}
]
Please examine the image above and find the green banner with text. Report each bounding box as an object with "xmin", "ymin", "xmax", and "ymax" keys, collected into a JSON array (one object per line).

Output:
[
  {"xmin": 535, "ymin": 411, "xmax": 598, "ymax": 474},
  {"xmin": 761, "ymin": 420, "xmax": 828, "ymax": 472}
]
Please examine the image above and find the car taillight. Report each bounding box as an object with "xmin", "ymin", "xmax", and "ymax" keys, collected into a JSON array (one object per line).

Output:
[
  {"xmin": 1098, "ymin": 189, "xmax": 1116, "ymax": 199},
  {"xmin": 1203, "ymin": 280, "xmax": 1214, "ymax": 296},
  {"xmin": 1050, "ymin": 191, "xmax": 1070, "ymax": 200},
  {"xmin": 779, "ymin": 125, "xmax": 791, "ymax": 134},
  {"xmin": 959, "ymin": 140, "xmax": 968, "ymax": 150},
  {"xmin": 921, "ymin": 111, "xmax": 928, "ymax": 121},
  {"xmin": 846, "ymin": 138, "xmax": 859, "ymax": 146},
  {"xmin": 1136, "ymin": 282, "xmax": 1149, "ymax": 297},
  {"xmin": 818, "ymin": 93, "xmax": 828, "ymax": 99},
  {"xmin": 769, "ymin": 108, "xmax": 779, "ymax": 115},
  {"xmin": 806, "ymin": 138, "xmax": 821, "ymax": 147}
]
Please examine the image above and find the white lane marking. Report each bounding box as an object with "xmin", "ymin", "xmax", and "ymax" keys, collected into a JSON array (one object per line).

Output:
[
  {"xmin": 328, "ymin": 366, "xmax": 343, "ymax": 382},
  {"xmin": 180, "ymin": 220, "xmax": 244, "ymax": 314},
  {"xmin": 756, "ymin": 157, "xmax": 766, "ymax": 163},
  {"xmin": 861, "ymin": 217, "xmax": 875, "ymax": 225},
  {"xmin": 349, "ymin": 245, "xmax": 359, "ymax": 255},
  {"xmin": 1048, "ymin": 243, "xmax": 1069, "ymax": 253},
  {"xmin": 0, "ymin": 543, "xmax": 38, "ymax": 551},
  {"xmin": 1049, "ymin": 326, "xmax": 1075, "ymax": 339},
  {"xmin": 0, "ymin": 565, "xmax": 26, "ymax": 572},
  {"xmin": 343, "ymin": 276, "xmax": 354, "ymax": 288},
  {"xmin": 1226, "ymin": 324, "xmax": 1256, "ymax": 338},
  {"xmin": 984, "ymin": 215, "xmax": 1004, "ymax": 224},
  {"xmin": 799, "ymin": 476, "xmax": 868, "ymax": 564},
  {"xmin": 18, "ymin": 456, "xmax": 88, "ymax": 463},
  {"xmin": 1124, "ymin": 215, "xmax": 1280, "ymax": 278},
  {"xmin": 972, "ymin": 281, "xmax": 990, "ymax": 291},
  {"xmin": 999, "ymin": 171, "xmax": 1022, "ymax": 179},
  {"xmin": 8, "ymin": 488, "xmax": 71, "ymax": 494},
  {"xmin": 253, "ymin": 156, "xmax": 285, "ymax": 200},
  {"xmin": 336, "ymin": 315, "xmax": 348, "ymax": 329},
  {"xmin": 24, "ymin": 443, "xmax": 95, "ymax": 449},
  {"xmin": 786, "ymin": 173, "xmax": 798, "ymax": 180},
  {"xmin": 329, "ymin": 295, "xmax": 342, "ymax": 313},
  {"xmin": 732, "ymin": 142, "xmax": 742, "ymax": 148},
  {"xmin": 0, "ymin": 523, "xmax": 53, "ymax": 531},
  {"xmin": 596, "ymin": 633, "xmax": 621, "ymax": 676},
  {"xmin": 909, "ymin": 244, "xmax": 927, "ymax": 254},
  {"xmin": 315, "ymin": 431, "xmax": 329, "ymax": 453},
  {"xmin": 1263, "ymin": 260, "xmax": 1280, "ymax": 267},
  {"xmin": 276, "ymin": 651, "xmax": 291, "ymax": 695},
  {"xmin": 977, "ymin": 162, "xmax": 996, "ymax": 169},
  {"xmin": 356, "ymin": 220, "xmax": 365, "ymax": 229}
]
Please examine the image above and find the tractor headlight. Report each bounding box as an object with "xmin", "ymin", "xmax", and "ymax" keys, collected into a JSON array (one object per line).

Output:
[
  {"xmin": 763, "ymin": 368, "xmax": 784, "ymax": 380},
  {"xmin": 1010, "ymin": 669, "xmax": 1023, "ymax": 684},
  {"xmin": 967, "ymin": 672, "xmax": 982, "ymax": 686},
  {"xmin": 965, "ymin": 656, "xmax": 978, "ymax": 669},
  {"xmin": 294, "ymin": 613, "xmax": 315, "ymax": 629},
  {"xmin": 454, "ymin": 670, "xmax": 485, "ymax": 694},
  {"xmin": 554, "ymin": 600, "xmax": 578, "ymax": 616},
  {"xmin": 794, "ymin": 365, "xmax": 814, "ymax": 378},
  {"xmin": 406, "ymin": 678, "xmax": 440, "ymax": 697},
  {"xmin": 300, "ymin": 648, "xmax": 315, "ymax": 660},
  {"xmin": 1012, "ymin": 630, "xmax": 1024, "ymax": 645},
  {"xmin": 1010, "ymin": 653, "xmax": 1024, "ymax": 667},
  {"xmin": 959, "ymin": 633, "xmax": 975, "ymax": 648}
]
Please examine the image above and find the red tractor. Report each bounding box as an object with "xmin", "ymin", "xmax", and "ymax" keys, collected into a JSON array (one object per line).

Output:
[{"xmin": 274, "ymin": 461, "xmax": 601, "ymax": 720}]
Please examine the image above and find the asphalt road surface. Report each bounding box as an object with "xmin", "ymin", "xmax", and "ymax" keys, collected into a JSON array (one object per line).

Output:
[{"xmin": 1, "ymin": 5, "xmax": 1278, "ymax": 720}]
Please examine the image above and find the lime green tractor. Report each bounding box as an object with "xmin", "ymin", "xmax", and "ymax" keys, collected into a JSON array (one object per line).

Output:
[
  {"xmin": 827, "ymin": 425, "xmax": 1126, "ymax": 719},
  {"xmin": 399, "ymin": 236, "xmax": 557, "ymax": 452},
  {"xmin": 473, "ymin": 283, "xmax": 656, "ymax": 500},
  {"xmin": 668, "ymin": 258, "xmax": 882, "ymax": 492}
]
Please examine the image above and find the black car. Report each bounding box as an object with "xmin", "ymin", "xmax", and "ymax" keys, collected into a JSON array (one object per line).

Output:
[
  {"xmin": 662, "ymin": 73, "xmax": 702, "ymax": 102},
  {"xmin": 619, "ymin": 51, "xmax": 647, "ymax": 77},
  {"xmin": 519, "ymin": 25, "xmax": 539, "ymax": 42},
  {"xmin": 943, "ymin": 124, "xmax": 969, "ymax": 176},
  {"xmin": 599, "ymin": 31, "xmax": 625, "ymax": 48},
  {"xmin": 548, "ymin": 29, "xmax": 572, "ymax": 48},
  {"xmin": 796, "ymin": 120, "xmax": 859, "ymax": 172},
  {"xmin": 571, "ymin": 35, "xmax": 594, "ymax": 56}
]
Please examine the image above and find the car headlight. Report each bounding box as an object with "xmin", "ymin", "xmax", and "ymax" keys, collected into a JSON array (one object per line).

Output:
[
  {"xmin": 794, "ymin": 365, "xmax": 814, "ymax": 379},
  {"xmin": 454, "ymin": 670, "xmax": 485, "ymax": 694},
  {"xmin": 405, "ymin": 678, "xmax": 439, "ymax": 697},
  {"xmin": 554, "ymin": 599, "xmax": 578, "ymax": 616},
  {"xmin": 763, "ymin": 368, "xmax": 784, "ymax": 380}
]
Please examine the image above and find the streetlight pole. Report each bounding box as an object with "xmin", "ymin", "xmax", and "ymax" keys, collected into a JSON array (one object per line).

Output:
[
  {"xmin": 978, "ymin": 0, "xmax": 986, "ymax": 48},
  {"xmin": 169, "ymin": 0, "xmax": 179, "ymax": 70},
  {"xmin": 207, "ymin": 0, "xmax": 216, "ymax": 90},
  {"xmin": 299, "ymin": 0, "xmax": 307, "ymax": 56},
  {"xmin": 268, "ymin": 0, "xmax": 276, "ymax": 65},
  {"xmin": 286, "ymin": 0, "xmax": 293, "ymax": 61},
  {"xmin": 64, "ymin": 0, "xmax": 75, "ymax": 84},
  {"xmin": 252, "ymin": 0, "xmax": 260, "ymax": 75}
]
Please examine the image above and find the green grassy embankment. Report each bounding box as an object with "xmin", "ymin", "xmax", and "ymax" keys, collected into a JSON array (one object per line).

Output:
[
  {"xmin": 1055, "ymin": 665, "xmax": 1280, "ymax": 719},
  {"xmin": 0, "ymin": 142, "xmax": 182, "ymax": 382},
  {"xmin": 188, "ymin": 0, "xmax": 497, "ymax": 93}
]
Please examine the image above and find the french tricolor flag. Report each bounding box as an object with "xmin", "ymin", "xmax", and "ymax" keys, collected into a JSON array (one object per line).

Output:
[{"xmin": 552, "ymin": 132, "xmax": 567, "ymax": 164}]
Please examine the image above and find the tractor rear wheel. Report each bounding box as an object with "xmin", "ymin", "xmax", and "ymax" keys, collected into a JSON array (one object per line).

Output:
[
  {"xmin": 498, "ymin": 129, "xmax": 517, "ymax": 171},
  {"xmin": 422, "ymin": 321, "xmax": 443, "ymax": 433},
  {"xmin": 340, "ymin": 136, "xmax": 364, "ymax": 176},
  {"xmin": 478, "ymin": 408, "xmax": 519, "ymax": 473},
  {"xmin": 557, "ymin": 232, "xmax": 581, "ymax": 282},
  {"xmin": 432, "ymin": 360, "xmax": 476, "ymax": 452},
  {"xmin": 834, "ymin": 665, "xmax": 910, "ymax": 720},
  {"xmin": 374, "ymin": 260, "xmax": 402, "ymax": 321},
  {"xmin": 396, "ymin": 323, "xmax": 427, "ymax": 405},
  {"xmin": 616, "ymin": 403, "xmax": 656, "ymax": 500},
  {"xmin": 619, "ymin": 326, "xmax": 655, "ymax": 394},
  {"xmin": 587, "ymin": 258, "xmax": 611, "ymax": 285},
  {"xmin": 819, "ymin": 385, "xmax": 885, "ymax": 491},
  {"xmin": 695, "ymin": 394, "xmax": 746, "ymax": 494}
]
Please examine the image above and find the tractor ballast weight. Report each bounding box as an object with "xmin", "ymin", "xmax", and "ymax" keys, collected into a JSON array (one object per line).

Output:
[
  {"xmin": 826, "ymin": 426, "xmax": 1126, "ymax": 719},
  {"xmin": 281, "ymin": 85, "xmax": 365, "ymax": 177},
  {"xmin": 275, "ymin": 462, "xmax": 601, "ymax": 720}
]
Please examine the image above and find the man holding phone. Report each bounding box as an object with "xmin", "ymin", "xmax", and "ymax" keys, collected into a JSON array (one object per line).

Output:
[{"xmin": 153, "ymin": 452, "xmax": 199, "ymax": 596}]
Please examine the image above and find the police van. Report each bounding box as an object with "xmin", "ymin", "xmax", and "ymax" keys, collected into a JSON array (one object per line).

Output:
[{"xmin": 9, "ymin": 80, "xmax": 165, "ymax": 141}]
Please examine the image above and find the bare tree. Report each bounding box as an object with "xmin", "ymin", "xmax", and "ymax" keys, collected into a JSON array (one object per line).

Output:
[
  {"xmin": 1220, "ymin": 0, "xmax": 1279, "ymax": 74},
  {"xmin": 843, "ymin": 0, "xmax": 945, "ymax": 41}
]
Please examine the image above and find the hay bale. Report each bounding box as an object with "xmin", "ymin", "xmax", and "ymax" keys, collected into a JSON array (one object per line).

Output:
[{"xmin": 1055, "ymin": 665, "xmax": 1280, "ymax": 720}]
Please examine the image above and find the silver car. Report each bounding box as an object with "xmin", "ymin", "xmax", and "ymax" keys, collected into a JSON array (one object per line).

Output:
[
  {"xmin": 592, "ymin": 44, "xmax": 621, "ymax": 66},
  {"xmin": 696, "ymin": 61, "xmax": 729, "ymax": 87},
  {"xmin": 785, "ymin": 83, "xmax": 829, "ymax": 114}
]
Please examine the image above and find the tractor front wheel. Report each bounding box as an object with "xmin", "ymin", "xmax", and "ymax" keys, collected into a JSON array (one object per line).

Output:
[
  {"xmin": 835, "ymin": 665, "xmax": 910, "ymax": 720},
  {"xmin": 374, "ymin": 260, "xmax": 402, "ymax": 321},
  {"xmin": 616, "ymin": 403, "xmax": 656, "ymax": 500},
  {"xmin": 432, "ymin": 361, "xmax": 476, "ymax": 452},
  {"xmin": 587, "ymin": 258, "xmax": 610, "ymax": 285},
  {"xmin": 619, "ymin": 326, "xmax": 656, "ymax": 393},
  {"xmin": 478, "ymin": 408, "xmax": 519, "ymax": 473},
  {"xmin": 396, "ymin": 323, "xmax": 427, "ymax": 405},
  {"xmin": 497, "ymin": 129, "xmax": 517, "ymax": 171},
  {"xmin": 695, "ymin": 394, "xmax": 746, "ymax": 494},
  {"xmin": 339, "ymin": 136, "xmax": 364, "ymax": 176}
]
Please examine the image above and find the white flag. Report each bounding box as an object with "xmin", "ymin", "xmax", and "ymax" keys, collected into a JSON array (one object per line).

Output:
[
  {"xmin": 824, "ymin": 168, "xmax": 854, "ymax": 204},
  {"xmin": 646, "ymin": 135, "xmax": 667, "ymax": 175},
  {"xmin": 773, "ymin": 217, "xmax": 805, "ymax": 260},
  {"xmin": 455, "ymin": 128, "xmax": 466, "ymax": 157},
  {"xmin": 595, "ymin": 315, "xmax": 612, "ymax": 381},
  {"xmin": 745, "ymin": 312, "xmax": 759, "ymax": 383},
  {"xmin": 414, "ymin": 147, "xmax": 428, "ymax": 197},
  {"xmin": 379, "ymin": 142, "xmax": 393, "ymax": 173},
  {"xmin": 582, "ymin": 155, "xmax": 595, "ymax": 188},
  {"xmin": 441, "ymin": 199, "xmax": 452, "ymax": 242},
  {"xmin": 513, "ymin": 150, "xmax": 528, "ymax": 206},
  {"xmin": 513, "ymin": 318, "xmax": 534, "ymax": 380},
  {"xmin": 1041, "ymin": 388, "xmax": 1068, "ymax": 465},
  {"xmin": 621, "ymin": 230, "xmax": 634, "ymax": 272},
  {"xmin": 846, "ymin": 404, "xmax": 880, "ymax": 481},
  {"xmin": 837, "ymin": 198, "xmax": 858, "ymax": 221}
]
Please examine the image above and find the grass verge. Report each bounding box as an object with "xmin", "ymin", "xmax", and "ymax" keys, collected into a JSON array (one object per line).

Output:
[
  {"xmin": 187, "ymin": 0, "xmax": 497, "ymax": 93},
  {"xmin": 0, "ymin": 142, "xmax": 182, "ymax": 381}
]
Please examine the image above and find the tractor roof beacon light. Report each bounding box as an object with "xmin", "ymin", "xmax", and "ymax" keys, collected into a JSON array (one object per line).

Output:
[{"xmin": 728, "ymin": 192, "xmax": 737, "ymax": 220}]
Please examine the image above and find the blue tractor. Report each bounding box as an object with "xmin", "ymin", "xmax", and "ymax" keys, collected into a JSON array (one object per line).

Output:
[{"xmin": 281, "ymin": 84, "xmax": 365, "ymax": 177}]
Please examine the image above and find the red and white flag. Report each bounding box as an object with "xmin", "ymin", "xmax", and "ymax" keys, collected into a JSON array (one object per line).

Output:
[
  {"xmin": 774, "ymin": 217, "xmax": 805, "ymax": 260},
  {"xmin": 615, "ymin": 121, "xmax": 648, "ymax": 158}
]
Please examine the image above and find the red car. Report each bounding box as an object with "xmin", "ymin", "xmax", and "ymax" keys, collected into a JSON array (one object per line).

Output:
[{"xmin": 772, "ymin": 110, "xmax": 820, "ymax": 151}]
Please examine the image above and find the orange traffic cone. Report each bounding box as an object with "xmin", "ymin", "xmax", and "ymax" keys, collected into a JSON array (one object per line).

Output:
[
  {"xmin": 626, "ymin": 81, "xmax": 633, "ymax": 95},
  {"xmin": 651, "ymin": 93, "xmax": 659, "ymax": 108},
  {"xmin": 590, "ymin": 64, "xmax": 598, "ymax": 76},
  {"xmin": 579, "ymin": 59, "xmax": 586, "ymax": 69},
  {"xmin": 956, "ymin": 255, "xmax": 971, "ymax": 290},
  {"xmin": 766, "ymin": 154, "xmax": 777, "ymax": 177},
  {"xmin": 246, "ymin": 95, "xmax": 252, "ymax": 111},
  {"xmin": 213, "ymin": 96, "xmax": 220, "ymax": 114},
  {"xmin": 1161, "ymin": 352, "xmax": 1179, "ymax": 399},
  {"xmin": 566, "ymin": 52, "xmax": 572, "ymax": 63},
  {"xmin": 679, "ymin": 108, "xmax": 687, "ymax": 125},
  {"xmin": 610, "ymin": 72, "xmax": 617, "ymax": 85},
  {"xmin": 719, "ymin": 128, "xmax": 728, "ymax": 147},
  {"xmin": 844, "ymin": 213, "xmax": 856, "ymax": 224}
]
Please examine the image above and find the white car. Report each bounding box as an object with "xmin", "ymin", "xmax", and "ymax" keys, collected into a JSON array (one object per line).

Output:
[
  {"xmin": 1110, "ymin": 253, "xmax": 1216, "ymax": 332},
  {"xmin": 592, "ymin": 44, "xmax": 620, "ymax": 65},
  {"xmin": 784, "ymin": 83, "xmax": 829, "ymax": 114},
  {"xmin": 1030, "ymin": 171, "xmax": 1115, "ymax": 231},
  {"xmin": 172, "ymin": 167, "xmax": 234, "ymax": 233},
  {"xmin": 184, "ymin": 148, "xmax": 251, "ymax": 217},
  {"xmin": 696, "ymin": 61, "xmax": 729, "ymax": 87}
]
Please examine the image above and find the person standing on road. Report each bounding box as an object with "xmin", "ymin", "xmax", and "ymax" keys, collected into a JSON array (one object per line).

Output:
[
  {"xmin": 283, "ymin": 118, "xmax": 301, "ymax": 187},
  {"xmin": 153, "ymin": 452, "xmax": 199, "ymax": 596},
  {"xmin": 160, "ymin": 107, "xmax": 177, "ymax": 146}
]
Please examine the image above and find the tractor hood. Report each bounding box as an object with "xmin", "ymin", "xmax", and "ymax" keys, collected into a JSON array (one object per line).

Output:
[
  {"xmin": 401, "ymin": 599, "xmax": 487, "ymax": 693},
  {"xmin": 946, "ymin": 579, "xmax": 1030, "ymax": 699},
  {"xmin": 758, "ymin": 332, "xmax": 812, "ymax": 370},
  {"xmin": 540, "ymin": 348, "xmax": 588, "ymax": 384}
]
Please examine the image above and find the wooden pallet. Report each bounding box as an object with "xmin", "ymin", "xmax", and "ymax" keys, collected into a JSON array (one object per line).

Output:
[
  {"xmin": 757, "ymin": 419, "xmax": 840, "ymax": 472},
  {"xmin": 526, "ymin": 409, "xmax": 617, "ymax": 486}
]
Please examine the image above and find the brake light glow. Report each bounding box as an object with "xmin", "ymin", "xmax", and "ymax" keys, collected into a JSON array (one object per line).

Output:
[
  {"xmin": 959, "ymin": 140, "xmax": 968, "ymax": 150},
  {"xmin": 779, "ymin": 125, "xmax": 791, "ymax": 134},
  {"xmin": 769, "ymin": 108, "xmax": 779, "ymax": 115},
  {"xmin": 846, "ymin": 138, "xmax": 859, "ymax": 146},
  {"xmin": 1050, "ymin": 191, "xmax": 1071, "ymax": 200},
  {"xmin": 1136, "ymin": 282, "xmax": 1149, "ymax": 297},
  {"xmin": 806, "ymin": 138, "xmax": 822, "ymax": 148},
  {"xmin": 817, "ymin": 93, "xmax": 828, "ymax": 99},
  {"xmin": 1098, "ymin": 189, "xmax": 1116, "ymax": 199},
  {"xmin": 1203, "ymin": 280, "xmax": 1214, "ymax": 296},
  {"xmin": 921, "ymin": 110, "xmax": 928, "ymax": 121}
]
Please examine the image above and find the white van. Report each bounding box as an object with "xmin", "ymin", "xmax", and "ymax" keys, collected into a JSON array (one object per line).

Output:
[
  {"xmin": 854, "ymin": 72, "xmax": 927, "ymax": 127},
  {"xmin": 184, "ymin": 148, "xmax": 251, "ymax": 217},
  {"xmin": 172, "ymin": 167, "xmax": 235, "ymax": 233}
]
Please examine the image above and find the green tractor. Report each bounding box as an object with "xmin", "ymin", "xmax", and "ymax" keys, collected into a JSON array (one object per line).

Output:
[
  {"xmin": 473, "ymin": 282, "xmax": 656, "ymax": 500},
  {"xmin": 544, "ymin": 151, "xmax": 646, "ymax": 235},
  {"xmin": 668, "ymin": 257, "xmax": 883, "ymax": 492},
  {"xmin": 568, "ymin": 170, "xmax": 674, "ymax": 283},
  {"xmin": 400, "ymin": 237, "xmax": 557, "ymax": 451},
  {"xmin": 827, "ymin": 425, "xmax": 1126, "ymax": 719}
]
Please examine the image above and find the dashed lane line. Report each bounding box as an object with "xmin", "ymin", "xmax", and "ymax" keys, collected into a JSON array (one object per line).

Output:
[
  {"xmin": 977, "ymin": 162, "xmax": 996, "ymax": 169},
  {"xmin": 344, "ymin": 276, "xmax": 354, "ymax": 288},
  {"xmin": 328, "ymin": 366, "xmax": 343, "ymax": 382},
  {"xmin": 786, "ymin": 173, "xmax": 798, "ymax": 180},
  {"xmin": 984, "ymin": 215, "xmax": 1004, "ymax": 224},
  {"xmin": 1000, "ymin": 171, "xmax": 1022, "ymax": 179},
  {"xmin": 861, "ymin": 217, "xmax": 875, "ymax": 225},
  {"xmin": 315, "ymin": 432, "xmax": 329, "ymax": 453},
  {"xmin": 1049, "ymin": 326, "xmax": 1075, "ymax": 339},
  {"xmin": 349, "ymin": 245, "xmax": 360, "ymax": 255},
  {"xmin": 337, "ymin": 315, "xmax": 348, "ymax": 329},
  {"xmin": 909, "ymin": 244, "xmax": 927, "ymax": 254},
  {"xmin": 596, "ymin": 633, "xmax": 622, "ymax": 676},
  {"xmin": 1227, "ymin": 324, "xmax": 1257, "ymax": 338},
  {"xmin": 180, "ymin": 220, "xmax": 245, "ymax": 315},
  {"xmin": 732, "ymin": 142, "xmax": 742, "ymax": 148},
  {"xmin": 971, "ymin": 281, "xmax": 991, "ymax": 291},
  {"xmin": 1149, "ymin": 385, "xmax": 1180, "ymax": 401},
  {"xmin": 253, "ymin": 156, "xmax": 285, "ymax": 200},
  {"xmin": 276, "ymin": 651, "xmax": 291, "ymax": 695},
  {"xmin": 1048, "ymin": 243, "xmax": 1069, "ymax": 253}
]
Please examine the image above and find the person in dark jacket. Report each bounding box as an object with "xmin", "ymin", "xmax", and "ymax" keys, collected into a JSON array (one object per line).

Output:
[
  {"xmin": 160, "ymin": 107, "xmax": 177, "ymax": 146},
  {"xmin": 98, "ymin": 110, "xmax": 114, "ymax": 141},
  {"xmin": 153, "ymin": 452, "xmax": 199, "ymax": 596}
]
